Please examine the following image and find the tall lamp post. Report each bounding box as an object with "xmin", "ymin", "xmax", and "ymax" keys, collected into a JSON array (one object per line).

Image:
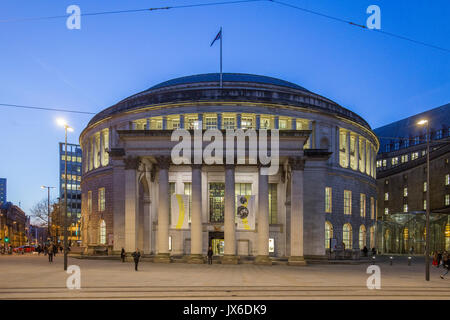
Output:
[
  {"xmin": 41, "ymin": 186, "xmax": 55, "ymax": 243},
  {"xmin": 418, "ymin": 119, "xmax": 430, "ymax": 281},
  {"xmin": 57, "ymin": 118, "xmax": 73, "ymax": 271}
]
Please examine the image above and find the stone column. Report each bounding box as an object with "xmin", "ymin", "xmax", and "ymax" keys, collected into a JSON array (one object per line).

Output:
[
  {"xmin": 154, "ymin": 156, "xmax": 171, "ymax": 263},
  {"xmin": 255, "ymin": 165, "xmax": 271, "ymax": 265},
  {"xmin": 222, "ymin": 164, "xmax": 238, "ymax": 264},
  {"xmin": 288, "ymin": 157, "xmax": 307, "ymax": 266},
  {"xmin": 143, "ymin": 194, "xmax": 151, "ymax": 254},
  {"xmin": 189, "ymin": 164, "xmax": 204, "ymax": 263},
  {"xmin": 124, "ymin": 156, "xmax": 140, "ymax": 253}
]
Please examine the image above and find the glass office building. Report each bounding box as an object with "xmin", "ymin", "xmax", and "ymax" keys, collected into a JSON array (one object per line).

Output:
[{"xmin": 59, "ymin": 142, "xmax": 82, "ymax": 245}]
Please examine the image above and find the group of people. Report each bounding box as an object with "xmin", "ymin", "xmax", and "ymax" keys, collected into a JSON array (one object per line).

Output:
[
  {"xmin": 119, "ymin": 246, "xmax": 216, "ymax": 270},
  {"xmin": 432, "ymin": 251, "xmax": 450, "ymax": 279},
  {"xmin": 0, "ymin": 244, "xmax": 12, "ymax": 254},
  {"xmin": 35, "ymin": 243, "xmax": 69, "ymax": 263}
]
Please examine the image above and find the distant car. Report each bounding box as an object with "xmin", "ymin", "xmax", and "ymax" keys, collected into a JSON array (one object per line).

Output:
[{"xmin": 13, "ymin": 245, "xmax": 35, "ymax": 253}]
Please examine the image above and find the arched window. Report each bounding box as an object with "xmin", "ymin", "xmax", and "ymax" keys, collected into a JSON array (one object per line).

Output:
[
  {"xmin": 99, "ymin": 220, "xmax": 106, "ymax": 245},
  {"xmin": 369, "ymin": 226, "xmax": 375, "ymax": 249},
  {"xmin": 325, "ymin": 221, "xmax": 333, "ymax": 249},
  {"xmin": 359, "ymin": 225, "xmax": 366, "ymax": 249},
  {"xmin": 343, "ymin": 223, "xmax": 352, "ymax": 250}
]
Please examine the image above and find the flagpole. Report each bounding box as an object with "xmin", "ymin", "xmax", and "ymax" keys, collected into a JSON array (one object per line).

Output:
[{"xmin": 220, "ymin": 26, "xmax": 223, "ymax": 89}]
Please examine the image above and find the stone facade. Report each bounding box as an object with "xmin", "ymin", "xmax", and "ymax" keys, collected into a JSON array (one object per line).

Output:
[{"xmin": 79, "ymin": 73, "xmax": 379, "ymax": 262}]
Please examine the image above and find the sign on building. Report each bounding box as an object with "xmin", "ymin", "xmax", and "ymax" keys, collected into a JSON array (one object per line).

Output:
[
  {"xmin": 235, "ymin": 195, "xmax": 255, "ymax": 230},
  {"xmin": 171, "ymin": 194, "xmax": 190, "ymax": 229}
]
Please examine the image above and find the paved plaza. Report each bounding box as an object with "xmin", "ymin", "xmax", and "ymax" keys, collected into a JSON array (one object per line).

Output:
[{"xmin": 0, "ymin": 254, "xmax": 449, "ymax": 299}]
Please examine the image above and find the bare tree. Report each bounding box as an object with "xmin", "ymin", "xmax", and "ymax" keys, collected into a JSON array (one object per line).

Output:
[{"xmin": 30, "ymin": 198, "xmax": 50, "ymax": 228}]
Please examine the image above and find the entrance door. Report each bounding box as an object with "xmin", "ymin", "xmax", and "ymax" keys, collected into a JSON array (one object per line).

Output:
[{"xmin": 209, "ymin": 232, "xmax": 224, "ymax": 256}]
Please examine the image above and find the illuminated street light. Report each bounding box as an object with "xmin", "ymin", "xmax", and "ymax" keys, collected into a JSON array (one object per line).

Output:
[
  {"xmin": 57, "ymin": 118, "xmax": 73, "ymax": 271},
  {"xmin": 417, "ymin": 118, "xmax": 430, "ymax": 281}
]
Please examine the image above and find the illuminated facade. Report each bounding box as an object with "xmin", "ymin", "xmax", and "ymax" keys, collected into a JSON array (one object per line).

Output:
[
  {"xmin": 59, "ymin": 142, "xmax": 82, "ymax": 244},
  {"xmin": 80, "ymin": 73, "xmax": 378, "ymax": 263}
]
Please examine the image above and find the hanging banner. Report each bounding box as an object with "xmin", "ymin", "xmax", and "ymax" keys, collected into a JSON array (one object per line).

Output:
[
  {"xmin": 171, "ymin": 194, "xmax": 190, "ymax": 229},
  {"xmin": 235, "ymin": 195, "xmax": 255, "ymax": 230}
]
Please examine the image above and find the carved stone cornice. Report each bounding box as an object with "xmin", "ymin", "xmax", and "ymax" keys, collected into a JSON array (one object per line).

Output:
[
  {"xmin": 124, "ymin": 156, "xmax": 141, "ymax": 170},
  {"xmin": 155, "ymin": 156, "xmax": 171, "ymax": 170},
  {"xmin": 289, "ymin": 157, "xmax": 305, "ymax": 171}
]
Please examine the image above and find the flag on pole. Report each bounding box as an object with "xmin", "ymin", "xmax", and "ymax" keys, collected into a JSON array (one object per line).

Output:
[{"xmin": 210, "ymin": 29, "xmax": 222, "ymax": 47}]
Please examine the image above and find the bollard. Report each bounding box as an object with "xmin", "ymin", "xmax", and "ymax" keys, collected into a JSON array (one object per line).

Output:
[
  {"xmin": 390, "ymin": 256, "xmax": 393, "ymax": 266},
  {"xmin": 372, "ymin": 255, "xmax": 376, "ymax": 265},
  {"xmin": 408, "ymin": 256, "xmax": 412, "ymax": 266}
]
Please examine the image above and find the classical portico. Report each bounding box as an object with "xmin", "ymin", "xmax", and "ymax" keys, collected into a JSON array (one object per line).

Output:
[{"xmin": 107, "ymin": 129, "xmax": 329, "ymax": 264}]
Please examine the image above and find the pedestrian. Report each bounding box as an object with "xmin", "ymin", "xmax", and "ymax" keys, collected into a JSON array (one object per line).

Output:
[
  {"xmin": 432, "ymin": 252, "xmax": 438, "ymax": 267},
  {"xmin": 207, "ymin": 246, "xmax": 213, "ymax": 265},
  {"xmin": 48, "ymin": 244, "xmax": 54, "ymax": 263},
  {"xmin": 362, "ymin": 246, "xmax": 368, "ymax": 257},
  {"xmin": 371, "ymin": 247, "xmax": 376, "ymax": 256},
  {"xmin": 440, "ymin": 252, "xmax": 449, "ymax": 279},
  {"xmin": 53, "ymin": 244, "xmax": 58, "ymax": 257},
  {"xmin": 120, "ymin": 248, "xmax": 126, "ymax": 263},
  {"xmin": 131, "ymin": 248, "xmax": 141, "ymax": 271},
  {"xmin": 437, "ymin": 251, "xmax": 443, "ymax": 268},
  {"xmin": 60, "ymin": 245, "xmax": 63, "ymax": 254},
  {"xmin": 44, "ymin": 245, "xmax": 48, "ymax": 256}
]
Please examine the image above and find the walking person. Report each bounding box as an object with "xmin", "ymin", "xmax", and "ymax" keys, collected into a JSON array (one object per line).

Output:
[
  {"xmin": 207, "ymin": 246, "xmax": 213, "ymax": 265},
  {"xmin": 53, "ymin": 243, "xmax": 58, "ymax": 257},
  {"xmin": 48, "ymin": 244, "xmax": 54, "ymax": 263},
  {"xmin": 362, "ymin": 246, "xmax": 368, "ymax": 257},
  {"xmin": 131, "ymin": 248, "xmax": 141, "ymax": 271},
  {"xmin": 437, "ymin": 251, "xmax": 443, "ymax": 268},
  {"xmin": 440, "ymin": 252, "xmax": 449, "ymax": 279},
  {"xmin": 120, "ymin": 248, "xmax": 126, "ymax": 263},
  {"xmin": 432, "ymin": 251, "xmax": 438, "ymax": 267}
]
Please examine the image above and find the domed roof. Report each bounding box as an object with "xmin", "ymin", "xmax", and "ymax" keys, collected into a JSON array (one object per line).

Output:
[{"xmin": 148, "ymin": 73, "xmax": 309, "ymax": 92}]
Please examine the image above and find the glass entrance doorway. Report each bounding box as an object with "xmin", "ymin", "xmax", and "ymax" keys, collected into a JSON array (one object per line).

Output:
[{"xmin": 209, "ymin": 232, "xmax": 224, "ymax": 255}]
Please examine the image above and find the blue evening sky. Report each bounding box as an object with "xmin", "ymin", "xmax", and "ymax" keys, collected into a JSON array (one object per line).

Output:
[{"xmin": 0, "ymin": 0, "xmax": 449, "ymax": 215}]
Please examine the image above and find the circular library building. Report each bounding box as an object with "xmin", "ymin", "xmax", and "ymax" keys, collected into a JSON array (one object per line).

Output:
[{"xmin": 79, "ymin": 73, "xmax": 379, "ymax": 264}]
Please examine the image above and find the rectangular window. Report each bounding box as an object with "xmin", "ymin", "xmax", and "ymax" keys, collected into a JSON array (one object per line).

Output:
[
  {"xmin": 445, "ymin": 194, "xmax": 450, "ymax": 206},
  {"xmin": 403, "ymin": 204, "xmax": 408, "ymax": 212},
  {"xmin": 384, "ymin": 207, "xmax": 389, "ymax": 215},
  {"xmin": 260, "ymin": 116, "xmax": 272, "ymax": 129},
  {"xmin": 209, "ymin": 183, "xmax": 225, "ymax": 223},
  {"xmin": 269, "ymin": 183, "xmax": 278, "ymax": 224},
  {"xmin": 344, "ymin": 190, "xmax": 352, "ymax": 215},
  {"xmin": 98, "ymin": 188, "xmax": 105, "ymax": 212},
  {"xmin": 204, "ymin": 116, "xmax": 218, "ymax": 129},
  {"xmin": 184, "ymin": 183, "xmax": 192, "ymax": 223},
  {"xmin": 87, "ymin": 191, "xmax": 92, "ymax": 214},
  {"xmin": 223, "ymin": 116, "xmax": 236, "ymax": 129},
  {"xmin": 391, "ymin": 157, "xmax": 399, "ymax": 166},
  {"xmin": 404, "ymin": 187, "xmax": 408, "ymax": 197},
  {"xmin": 325, "ymin": 187, "xmax": 332, "ymax": 213},
  {"xmin": 446, "ymin": 174, "xmax": 450, "ymax": 186},
  {"xmin": 384, "ymin": 192, "xmax": 389, "ymax": 201},
  {"xmin": 360, "ymin": 194, "xmax": 366, "ymax": 217},
  {"xmin": 401, "ymin": 154, "xmax": 408, "ymax": 163},
  {"xmin": 382, "ymin": 159, "xmax": 387, "ymax": 167},
  {"xmin": 339, "ymin": 129, "xmax": 348, "ymax": 167},
  {"xmin": 411, "ymin": 152, "xmax": 419, "ymax": 160},
  {"xmin": 241, "ymin": 116, "xmax": 254, "ymax": 129},
  {"xmin": 424, "ymin": 200, "xmax": 427, "ymax": 210},
  {"xmin": 424, "ymin": 182, "xmax": 427, "ymax": 192},
  {"xmin": 269, "ymin": 238, "xmax": 275, "ymax": 253},
  {"xmin": 371, "ymin": 197, "xmax": 375, "ymax": 219}
]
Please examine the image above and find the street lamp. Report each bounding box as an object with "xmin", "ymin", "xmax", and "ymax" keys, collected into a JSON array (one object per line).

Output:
[
  {"xmin": 41, "ymin": 186, "xmax": 55, "ymax": 243},
  {"xmin": 57, "ymin": 118, "xmax": 73, "ymax": 271},
  {"xmin": 417, "ymin": 119, "xmax": 430, "ymax": 281}
]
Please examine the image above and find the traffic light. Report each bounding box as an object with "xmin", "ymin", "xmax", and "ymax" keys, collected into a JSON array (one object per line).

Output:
[{"xmin": 4, "ymin": 237, "xmax": 9, "ymax": 243}]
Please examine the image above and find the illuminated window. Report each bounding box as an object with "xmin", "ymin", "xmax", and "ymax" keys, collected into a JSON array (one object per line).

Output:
[
  {"xmin": 382, "ymin": 159, "xmax": 387, "ymax": 167},
  {"xmin": 360, "ymin": 194, "xmax": 366, "ymax": 217},
  {"xmin": 391, "ymin": 157, "xmax": 399, "ymax": 166},
  {"xmin": 339, "ymin": 129, "xmax": 348, "ymax": 167},
  {"xmin": 359, "ymin": 138, "xmax": 366, "ymax": 172},
  {"xmin": 167, "ymin": 115, "xmax": 180, "ymax": 130},
  {"xmin": 411, "ymin": 152, "xmax": 419, "ymax": 160},
  {"xmin": 325, "ymin": 187, "xmax": 332, "ymax": 213},
  {"xmin": 423, "ymin": 200, "xmax": 427, "ymax": 210},
  {"xmin": 403, "ymin": 204, "xmax": 408, "ymax": 212},
  {"xmin": 359, "ymin": 225, "xmax": 366, "ymax": 249},
  {"xmin": 222, "ymin": 115, "xmax": 236, "ymax": 129},
  {"xmin": 204, "ymin": 115, "xmax": 218, "ymax": 129},
  {"xmin": 401, "ymin": 154, "xmax": 408, "ymax": 163},
  {"xmin": 446, "ymin": 174, "xmax": 450, "ymax": 186},
  {"xmin": 269, "ymin": 183, "xmax": 278, "ymax": 224},
  {"xmin": 150, "ymin": 117, "xmax": 163, "ymax": 129},
  {"xmin": 384, "ymin": 207, "xmax": 389, "ymax": 215},
  {"xmin": 325, "ymin": 221, "xmax": 333, "ymax": 249},
  {"xmin": 279, "ymin": 118, "xmax": 290, "ymax": 130},
  {"xmin": 260, "ymin": 116, "xmax": 272, "ymax": 129},
  {"xmin": 403, "ymin": 187, "xmax": 408, "ymax": 197},
  {"xmin": 445, "ymin": 194, "xmax": 450, "ymax": 206},
  {"xmin": 184, "ymin": 182, "xmax": 192, "ymax": 223},
  {"xmin": 186, "ymin": 116, "xmax": 199, "ymax": 130},
  {"xmin": 350, "ymin": 135, "xmax": 357, "ymax": 170},
  {"xmin": 241, "ymin": 116, "xmax": 254, "ymax": 129},
  {"xmin": 371, "ymin": 197, "xmax": 375, "ymax": 219},
  {"xmin": 384, "ymin": 192, "xmax": 389, "ymax": 201},
  {"xmin": 343, "ymin": 223, "xmax": 352, "ymax": 250},
  {"xmin": 98, "ymin": 188, "xmax": 105, "ymax": 212},
  {"xmin": 99, "ymin": 219, "xmax": 106, "ymax": 245},
  {"xmin": 423, "ymin": 182, "xmax": 427, "ymax": 192},
  {"xmin": 269, "ymin": 238, "xmax": 275, "ymax": 253},
  {"xmin": 445, "ymin": 224, "xmax": 450, "ymax": 250},
  {"xmin": 344, "ymin": 190, "xmax": 352, "ymax": 215}
]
